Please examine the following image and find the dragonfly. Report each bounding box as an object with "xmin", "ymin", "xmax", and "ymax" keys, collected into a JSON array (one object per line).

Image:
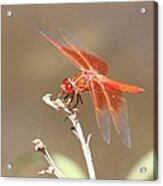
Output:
[{"xmin": 39, "ymin": 27, "xmax": 144, "ymax": 148}]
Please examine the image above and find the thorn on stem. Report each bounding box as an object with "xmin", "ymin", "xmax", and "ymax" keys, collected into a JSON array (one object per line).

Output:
[
  {"xmin": 71, "ymin": 126, "xmax": 79, "ymax": 138},
  {"xmin": 71, "ymin": 126, "xmax": 76, "ymax": 131},
  {"xmin": 38, "ymin": 166, "xmax": 54, "ymax": 175},
  {"xmin": 87, "ymin": 134, "xmax": 93, "ymax": 146}
]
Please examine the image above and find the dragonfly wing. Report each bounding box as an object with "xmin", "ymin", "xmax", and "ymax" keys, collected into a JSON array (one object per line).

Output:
[
  {"xmin": 39, "ymin": 27, "xmax": 90, "ymax": 71},
  {"xmin": 99, "ymin": 75, "xmax": 144, "ymax": 94},
  {"xmin": 59, "ymin": 27, "xmax": 109, "ymax": 75},
  {"xmin": 95, "ymin": 78, "xmax": 132, "ymax": 148},
  {"xmin": 89, "ymin": 80, "xmax": 112, "ymax": 143}
]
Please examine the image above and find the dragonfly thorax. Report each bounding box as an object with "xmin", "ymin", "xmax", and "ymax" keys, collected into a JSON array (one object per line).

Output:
[{"xmin": 83, "ymin": 70, "xmax": 100, "ymax": 84}]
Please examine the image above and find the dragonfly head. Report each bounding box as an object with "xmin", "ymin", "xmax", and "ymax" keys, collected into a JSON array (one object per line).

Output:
[{"xmin": 60, "ymin": 78, "xmax": 74, "ymax": 94}]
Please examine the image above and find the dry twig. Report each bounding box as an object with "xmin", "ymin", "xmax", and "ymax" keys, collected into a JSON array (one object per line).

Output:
[
  {"xmin": 32, "ymin": 138, "xmax": 65, "ymax": 178},
  {"xmin": 42, "ymin": 93, "xmax": 96, "ymax": 179}
]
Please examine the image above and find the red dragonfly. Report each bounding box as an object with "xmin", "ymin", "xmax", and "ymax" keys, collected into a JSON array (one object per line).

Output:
[{"xmin": 39, "ymin": 27, "xmax": 144, "ymax": 148}]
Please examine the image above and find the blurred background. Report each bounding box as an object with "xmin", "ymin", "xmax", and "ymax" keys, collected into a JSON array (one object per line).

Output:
[{"xmin": 1, "ymin": 1, "xmax": 157, "ymax": 180}]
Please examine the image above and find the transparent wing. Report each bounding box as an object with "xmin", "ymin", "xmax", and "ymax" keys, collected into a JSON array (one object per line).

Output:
[
  {"xmin": 59, "ymin": 27, "xmax": 109, "ymax": 75},
  {"xmin": 39, "ymin": 27, "xmax": 90, "ymax": 71},
  {"xmin": 89, "ymin": 80, "xmax": 112, "ymax": 144},
  {"xmin": 95, "ymin": 78, "xmax": 132, "ymax": 148}
]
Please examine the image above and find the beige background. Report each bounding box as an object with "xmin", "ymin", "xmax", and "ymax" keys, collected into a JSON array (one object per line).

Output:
[{"xmin": 1, "ymin": 1, "xmax": 156, "ymax": 179}]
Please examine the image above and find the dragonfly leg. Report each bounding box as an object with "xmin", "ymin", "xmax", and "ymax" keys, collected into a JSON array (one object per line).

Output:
[
  {"xmin": 63, "ymin": 93, "xmax": 70, "ymax": 101},
  {"xmin": 70, "ymin": 93, "xmax": 83, "ymax": 109},
  {"xmin": 66, "ymin": 92, "xmax": 75, "ymax": 108},
  {"xmin": 77, "ymin": 93, "xmax": 84, "ymax": 111},
  {"xmin": 78, "ymin": 94, "xmax": 83, "ymax": 104},
  {"xmin": 64, "ymin": 92, "xmax": 75, "ymax": 122}
]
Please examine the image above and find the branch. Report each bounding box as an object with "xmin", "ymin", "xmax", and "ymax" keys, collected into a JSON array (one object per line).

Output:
[
  {"xmin": 32, "ymin": 138, "xmax": 65, "ymax": 178},
  {"xmin": 42, "ymin": 93, "xmax": 96, "ymax": 179}
]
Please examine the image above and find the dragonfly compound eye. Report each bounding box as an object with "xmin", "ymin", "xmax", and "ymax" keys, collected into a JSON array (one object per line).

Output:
[{"xmin": 60, "ymin": 79, "xmax": 74, "ymax": 94}]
